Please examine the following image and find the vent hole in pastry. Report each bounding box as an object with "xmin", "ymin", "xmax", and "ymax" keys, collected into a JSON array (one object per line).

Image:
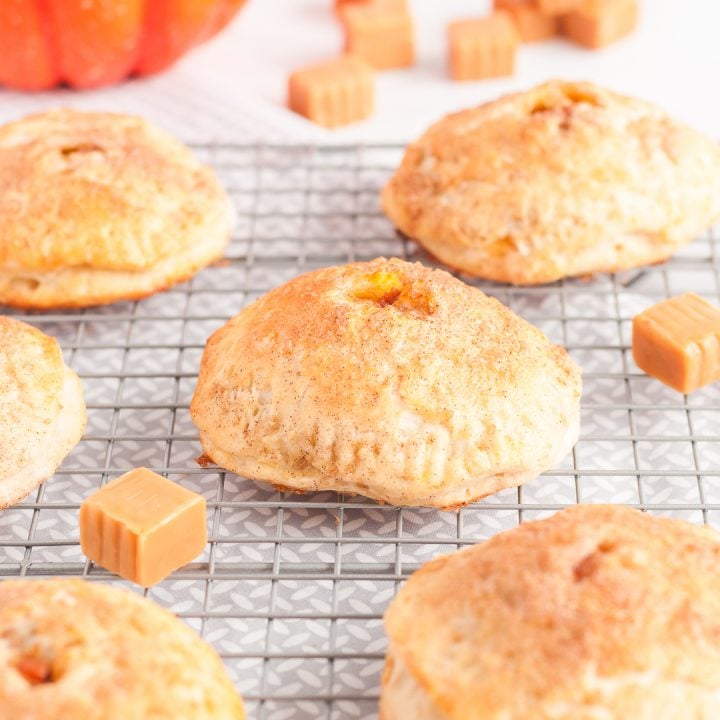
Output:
[
  {"xmin": 573, "ymin": 540, "xmax": 616, "ymax": 581},
  {"xmin": 529, "ymin": 87, "xmax": 600, "ymax": 115},
  {"xmin": 59, "ymin": 143, "xmax": 107, "ymax": 169},
  {"xmin": 573, "ymin": 553, "xmax": 599, "ymax": 581},
  {"xmin": 60, "ymin": 143, "xmax": 104, "ymax": 157},
  {"xmin": 353, "ymin": 271, "xmax": 438, "ymax": 316},
  {"xmin": 597, "ymin": 539, "xmax": 616, "ymax": 553},
  {"xmin": 563, "ymin": 87, "xmax": 601, "ymax": 106},
  {"xmin": 15, "ymin": 656, "xmax": 53, "ymax": 685},
  {"xmin": 529, "ymin": 100, "xmax": 555, "ymax": 115},
  {"xmin": 485, "ymin": 236, "xmax": 517, "ymax": 258},
  {"xmin": 9, "ymin": 277, "xmax": 40, "ymax": 293},
  {"xmin": 353, "ymin": 271, "xmax": 404, "ymax": 307}
]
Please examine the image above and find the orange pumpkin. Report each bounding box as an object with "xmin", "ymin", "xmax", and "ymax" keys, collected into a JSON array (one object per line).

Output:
[{"xmin": 0, "ymin": 0, "xmax": 247, "ymax": 90}]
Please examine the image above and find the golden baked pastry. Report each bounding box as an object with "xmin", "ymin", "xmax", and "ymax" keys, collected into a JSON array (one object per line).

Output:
[
  {"xmin": 0, "ymin": 317, "xmax": 85, "ymax": 508},
  {"xmin": 191, "ymin": 258, "xmax": 580, "ymax": 508},
  {"xmin": 0, "ymin": 109, "xmax": 232, "ymax": 308},
  {"xmin": 383, "ymin": 80, "xmax": 720, "ymax": 284},
  {"xmin": 0, "ymin": 579, "xmax": 245, "ymax": 719},
  {"xmin": 381, "ymin": 504, "xmax": 720, "ymax": 720}
]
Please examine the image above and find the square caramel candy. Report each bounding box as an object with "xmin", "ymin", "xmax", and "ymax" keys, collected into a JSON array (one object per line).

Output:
[
  {"xmin": 535, "ymin": 0, "xmax": 581, "ymax": 13},
  {"xmin": 493, "ymin": 0, "xmax": 534, "ymax": 8},
  {"xmin": 448, "ymin": 12, "xmax": 519, "ymax": 82},
  {"xmin": 632, "ymin": 293, "xmax": 720, "ymax": 394},
  {"xmin": 507, "ymin": 3, "xmax": 559, "ymax": 42},
  {"xmin": 561, "ymin": 0, "xmax": 638, "ymax": 49},
  {"xmin": 80, "ymin": 468, "xmax": 207, "ymax": 587},
  {"xmin": 288, "ymin": 55, "xmax": 374, "ymax": 128},
  {"xmin": 340, "ymin": 3, "xmax": 415, "ymax": 70},
  {"xmin": 335, "ymin": 0, "xmax": 372, "ymax": 8},
  {"xmin": 335, "ymin": 0, "xmax": 407, "ymax": 14}
]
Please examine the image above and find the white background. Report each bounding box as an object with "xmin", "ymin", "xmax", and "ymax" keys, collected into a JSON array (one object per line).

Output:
[{"xmin": 1, "ymin": 0, "xmax": 719, "ymax": 142}]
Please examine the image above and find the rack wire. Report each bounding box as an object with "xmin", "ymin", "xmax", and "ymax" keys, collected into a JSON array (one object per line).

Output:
[{"xmin": 2, "ymin": 143, "xmax": 720, "ymax": 720}]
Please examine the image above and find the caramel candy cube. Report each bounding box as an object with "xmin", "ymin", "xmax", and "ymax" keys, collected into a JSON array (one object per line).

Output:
[
  {"xmin": 507, "ymin": 3, "xmax": 558, "ymax": 42},
  {"xmin": 448, "ymin": 13, "xmax": 519, "ymax": 82},
  {"xmin": 632, "ymin": 293, "xmax": 720, "ymax": 394},
  {"xmin": 335, "ymin": 0, "xmax": 371, "ymax": 8},
  {"xmin": 561, "ymin": 0, "xmax": 638, "ymax": 49},
  {"xmin": 80, "ymin": 468, "xmax": 207, "ymax": 587},
  {"xmin": 535, "ymin": 0, "xmax": 581, "ymax": 13},
  {"xmin": 493, "ymin": 0, "xmax": 533, "ymax": 8},
  {"xmin": 335, "ymin": 0, "xmax": 407, "ymax": 12},
  {"xmin": 340, "ymin": 4, "xmax": 414, "ymax": 70},
  {"xmin": 288, "ymin": 55, "xmax": 374, "ymax": 128}
]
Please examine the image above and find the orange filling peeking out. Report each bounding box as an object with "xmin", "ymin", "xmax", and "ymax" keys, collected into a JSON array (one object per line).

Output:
[
  {"xmin": 354, "ymin": 270, "xmax": 404, "ymax": 305},
  {"xmin": 529, "ymin": 85, "xmax": 600, "ymax": 115},
  {"xmin": 15, "ymin": 656, "xmax": 52, "ymax": 685},
  {"xmin": 353, "ymin": 270, "xmax": 437, "ymax": 315}
]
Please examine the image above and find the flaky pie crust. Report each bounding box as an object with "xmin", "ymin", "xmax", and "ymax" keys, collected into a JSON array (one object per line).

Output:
[
  {"xmin": 0, "ymin": 109, "xmax": 232, "ymax": 308},
  {"xmin": 191, "ymin": 258, "xmax": 581, "ymax": 508},
  {"xmin": 383, "ymin": 81, "xmax": 720, "ymax": 284}
]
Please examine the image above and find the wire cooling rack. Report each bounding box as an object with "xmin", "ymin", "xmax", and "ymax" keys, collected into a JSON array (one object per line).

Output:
[{"xmin": 2, "ymin": 143, "xmax": 720, "ymax": 719}]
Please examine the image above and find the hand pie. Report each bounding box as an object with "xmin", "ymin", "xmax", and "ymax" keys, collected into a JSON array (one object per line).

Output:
[
  {"xmin": 191, "ymin": 258, "xmax": 581, "ymax": 508},
  {"xmin": 382, "ymin": 504, "xmax": 720, "ymax": 719},
  {"xmin": 383, "ymin": 80, "xmax": 720, "ymax": 284},
  {"xmin": 0, "ymin": 579, "xmax": 245, "ymax": 719},
  {"xmin": 0, "ymin": 109, "xmax": 232, "ymax": 308},
  {"xmin": 0, "ymin": 317, "xmax": 85, "ymax": 508}
]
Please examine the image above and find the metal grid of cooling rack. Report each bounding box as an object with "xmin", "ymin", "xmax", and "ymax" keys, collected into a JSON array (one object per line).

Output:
[{"xmin": 2, "ymin": 143, "xmax": 720, "ymax": 719}]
